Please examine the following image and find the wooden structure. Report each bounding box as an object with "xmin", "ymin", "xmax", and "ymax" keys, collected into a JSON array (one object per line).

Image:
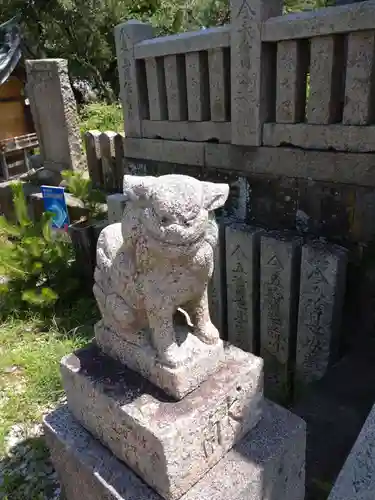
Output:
[{"xmin": 0, "ymin": 17, "xmax": 37, "ymax": 181}]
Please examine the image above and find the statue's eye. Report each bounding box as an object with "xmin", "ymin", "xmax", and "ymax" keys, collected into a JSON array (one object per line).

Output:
[{"xmin": 161, "ymin": 216, "xmax": 169, "ymax": 225}]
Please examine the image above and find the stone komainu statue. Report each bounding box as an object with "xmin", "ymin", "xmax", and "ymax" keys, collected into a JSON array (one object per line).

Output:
[{"xmin": 93, "ymin": 174, "xmax": 229, "ymax": 368}]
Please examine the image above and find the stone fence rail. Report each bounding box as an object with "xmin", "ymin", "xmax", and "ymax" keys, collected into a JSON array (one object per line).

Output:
[{"xmin": 114, "ymin": 0, "xmax": 375, "ymax": 152}]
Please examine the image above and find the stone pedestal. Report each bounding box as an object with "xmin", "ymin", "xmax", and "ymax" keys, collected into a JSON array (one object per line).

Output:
[
  {"xmin": 45, "ymin": 401, "xmax": 306, "ymax": 500},
  {"xmin": 61, "ymin": 343, "xmax": 263, "ymax": 500}
]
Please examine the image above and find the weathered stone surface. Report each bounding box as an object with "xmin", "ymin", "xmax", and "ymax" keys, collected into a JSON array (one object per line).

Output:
[
  {"xmin": 260, "ymin": 233, "xmax": 302, "ymax": 401},
  {"xmin": 61, "ymin": 342, "xmax": 263, "ymax": 500},
  {"xmin": 114, "ymin": 21, "xmax": 154, "ymax": 137},
  {"xmin": 145, "ymin": 57, "xmax": 168, "ymax": 121},
  {"xmin": 99, "ymin": 131, "xmax": 118, "ymax": 191},
  {"xmin": 125, "ymin": 138, "xmax": 205, "ymax": 165},
  {"xmin": 262, "ymin": 1, "xmax": 375, "ymax": 42},
  {"xmin": 295, "ymin": 241, "xmax": 348, "ymax": 388},
  {"xmin": 185, "ymin": 52, "xmax": 210, "ymax": 121},
  {"xmin": 328, "ymin": 403, "xmax": 375, "ymax": 500},
  {"xmin": 94, "ymin": 320, "xmax": 225, "ymax": 399},
  {"xmin": 307, "ymin": 36, "xmax": 344, "ymax": 124},
  {"xmin": 125, "ymin": 139, "xmax": 375, "ymax": 187},
  {"xmin": 231, "ymin": 0, "xmax": 282, "ymax": 145},
  {"xmin": 276, "ymin": 40, "xmax": 309, "ymax": 123},
  {"xmin": 263, "ymin": 122, "xmax": 375, "ymax": 153},
  {"xmin": 25, "ymin": 59, "xmax": 84, "ymax": 172},
  {"xmin": 106, "ymin": 193, "xmax": 127, "ymax": 224},
  {"xmin": 208, "ymin": 220, "xmax": 226, "ymax": 336},
  {"xmin": 343, "ymin": 31, "xmax": 375, "ymax": 125},
  {"xmin": 84, "ymin": 130, "xmax": 102, "ymax": 187},
  {"xmin": 134, "ymin": 26, "xmax": 230, "ymax": 59},
  {"xmin": 208, "ymin": 48, "xmax": 229, "ymax": 122},
  {"xmin": 164, "ymin": 54, "xmax": 188, "ymax": 121},
  {"xmin": 45, "ymin": 400, "xmax": 305, "ymax": 500},
  {"xmin": 226, "ymin": 224, "xmax": 262, "ymax": 354},
  {"xmin": 94, "ymin": 174, "xmax": 229, "ymax": 390},
  {"xmin": 141, "ymin": 121, "xmax": 231, "ymax": 143}
]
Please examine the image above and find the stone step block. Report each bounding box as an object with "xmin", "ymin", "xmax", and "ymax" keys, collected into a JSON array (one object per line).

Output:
[
  {"xmin": 60, "ymin": 342, "xmax": 263, "ymax": 500},
  {"xmin": 44, "ymin": 400, "xmax": 306, "ymax": 500},
  {"xmin": 94, "ymin": 320, "xmax": 225, "ymax": 400}
]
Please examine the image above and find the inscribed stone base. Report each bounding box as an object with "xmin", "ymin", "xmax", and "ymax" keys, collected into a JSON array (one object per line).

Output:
[
  {"xmin": 44, "ymin": 401, "xmax": 306, "ymax": 500},
  {"xmin": 61, "ymin": 343, "xmax": 263, "ymax": 500},
  {"xmin": 95, "ymin": 320, "xmax": 225, "ymax": 400}
]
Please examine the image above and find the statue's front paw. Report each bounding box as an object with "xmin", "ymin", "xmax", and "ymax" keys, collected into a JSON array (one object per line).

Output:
[
  {"xmin": 194, "ymin": 322, "xmax": 220, "ymax": 345},
  {"xmin": 157, "ymin": 343, "xmax": 185, "ymax": 368}
]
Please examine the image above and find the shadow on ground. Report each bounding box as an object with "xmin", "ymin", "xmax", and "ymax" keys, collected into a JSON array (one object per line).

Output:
[{"xmin": 0, "ymin": 434, "xmax": 60, "ymax": 500}]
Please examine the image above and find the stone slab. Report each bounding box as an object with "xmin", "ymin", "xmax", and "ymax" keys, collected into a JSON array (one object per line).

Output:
[
  {"xmin": 44, "ymin": 400, "xmax": 306, "ymax": 500},
  {"xmin": 262, "ymin": 1, "xmax": 375, "ymax": 42},
  {"xmin": 328, "ymin": 402, "xmax": 375, "ymax": 500},
  {"xmin": 263, "ymin": 122, "xmax": 375, "ymax": 153},
  {"xmin": 260, "ymin": 233, "xmax": 302, "ymax": 402},
  {"xmin": 141, "ymin": 121, "xmax": 231, "ymax": 143},
  {"xmin": 295, "ymin": 241, "xmax": 348, "ymax": 389},
  {"xmin": 94, "ymin": 320, "xmax": 225, "ymax": 400},
  {"xmin": 124, "ymin": 138, "xmax": 375, "ymax": 187},
  {"xmin": 343, "ymin": 31, "xmax": 375, "ymax": 125},
  {"xmin": 134, "ymin": 26, "xmax": 230, "ymax": 59},
  {"xmin": 226, "ymin": 224, "xmax": 262, "ymax": 354},
  {"xmin": 164, "ymin": 54, "xmax": 188, "ymax": 121},
  {"xmin": 60, "ymin": 342, "xmax": 263, "ymax": 500}
]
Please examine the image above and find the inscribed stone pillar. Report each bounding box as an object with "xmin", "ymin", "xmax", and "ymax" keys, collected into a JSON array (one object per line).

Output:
[
  {"xmin": 114, "ymin": 21, "xmax": 154, "ymax": 137},
  {"xmin": 260, "ymin": 233, "xmax": 302, "ymax": 402},
  {"xmin": 295, "ymin": 242, "xmax": 348, "ymax": 390},
  {"xmin": 230, "ymin": 0, "xmax": 283, "ymax": 145},
  {"xmin": 25, "ymin": 59, "xmax": 84, "ymax": 172}
]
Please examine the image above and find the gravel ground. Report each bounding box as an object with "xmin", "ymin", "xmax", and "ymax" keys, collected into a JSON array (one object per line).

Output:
[{"xmin": 0, "ymin": 408, "xmax": 63, "ymax": 500}]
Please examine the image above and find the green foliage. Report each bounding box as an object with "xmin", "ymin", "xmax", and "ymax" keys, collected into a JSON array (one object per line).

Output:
[
  {"xmin": 0, "ymin": 183, "xmax": 77, "ymax": 313},
  {"xmin": 79, "ymin": 102, "xmax": 124, "ymax": 135},
  {"xmin": 61, "ymin": 170, "xmax": 107, "ymax": 221}
]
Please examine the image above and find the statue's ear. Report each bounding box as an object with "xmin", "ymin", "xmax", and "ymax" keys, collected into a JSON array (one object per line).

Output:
[
  {"xmin": 123, "ymin": 175, "xmax": 155, "ymax": 202},
  {"xmin": 202, "ymin": 182, "xmax": 229, "ymax": 212}
]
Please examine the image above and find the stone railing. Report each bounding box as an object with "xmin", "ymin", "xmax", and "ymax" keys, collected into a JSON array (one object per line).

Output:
[{"xmin": 115, "ymin": 0, "xmax": 375, "ymax": 151}]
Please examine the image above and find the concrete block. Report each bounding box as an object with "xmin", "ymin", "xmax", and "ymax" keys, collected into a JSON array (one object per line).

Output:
[
  {"xmin": 276, "ymin": 40, "xmax": 309, "ymax": 123},
  {"xmin": 114, "ymin": 132, "xmax": 125, "ymax": 190},
  {"xmin": 185, "ymin": 52, "xmax": 210, "ymax": 121},
  {"xmin": 45, "ymin": 400, "xmax": 305, "ymax": 500},
  {"xmin": 25, "ymin": 58, "xmax": 84, "ymax": 172},
  {"xmin": 164, "ymin": 54, "xmax": 188, "ymax": 121},
  {"xmin": 226, "ymin": 224, "xmax": 262, "ymax": 354},
  {"xmin": 307, "ymin": 36, "xmax": 344, "ymax": 124},
  {"xmin": 145, "ymin": 57, "xmax": 168, "ymax": 120},
  {"xmin": 260, "ymin": 233, "xmax": 302, "ymax": 401},
  {"xmin": 208, "ymin": 48, "xmax": 230, "ymax": 122},
  {"xmin": 328, "ymin": 403, "xmax": 375, "ymax": 500},
  {"xmin": 107, "ymin": 193, "xmax": 127, "ymax": 223},
  {"xmin": 343, "ymin": 31, "xmax": 375, "ymax": 125},
  {"xmin": 231, "ymin": 0, "xmax": 282, "ymax": 145},
  {"xmin": 60, "ymin": 342, "xmax": 263, "ymax": 500},
  {"xmin": 263, "ymin": 123, "xmax": 375, "ymax": 153},
  {"xmin": 295, "ymin": 241, "xmax": 348, "ymax": 388},
  {"xmin": 114, "ymin": 21, "xmax": 154, "ymax": 137}
]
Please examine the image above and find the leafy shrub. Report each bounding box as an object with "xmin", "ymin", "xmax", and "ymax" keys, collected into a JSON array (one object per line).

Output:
[
  {"xmin": 61, "ymin": 170, "xmax": 107, "ymax": 222},
  {"xmin": 0, "ymin": 183, "xmax": 78, "ymax": 312},
  {"xmin": 79, "ymin": 102, "xmax": 123, "ymax": 135}
]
